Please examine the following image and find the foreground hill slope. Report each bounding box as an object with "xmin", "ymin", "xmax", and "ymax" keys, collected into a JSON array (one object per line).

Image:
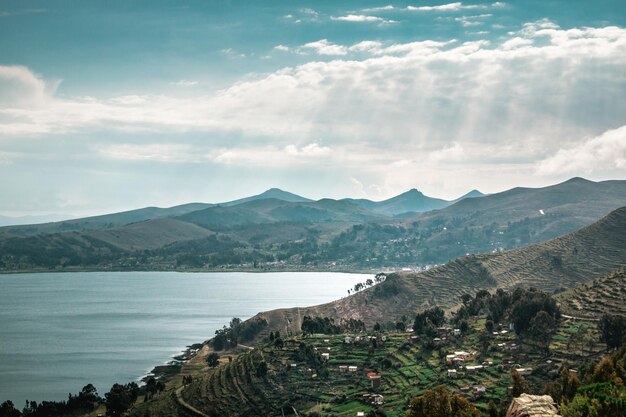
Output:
[
  {"xmin": 253, "ymin": 206, "xmax": 626, "ymax": 336},
  {"xmin": 556, "ymin": 266, "xmax": 626, "ymax": 319}
]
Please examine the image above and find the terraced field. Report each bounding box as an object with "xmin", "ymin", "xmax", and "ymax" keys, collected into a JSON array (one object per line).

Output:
[
  {"xmin": 252, "ymin": 206, "xmax": 626, "ymax": 336},
  {"xmin": 556, "ymin": 267, "xmax": 626, "ymax": 319},
  {"xmin": 129, "ymin": 314, "xmax": 605, "ymax": 417}
]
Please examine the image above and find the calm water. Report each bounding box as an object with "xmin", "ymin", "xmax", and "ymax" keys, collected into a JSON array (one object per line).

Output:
[{"xmin": 0, "ymin": 271, "xmax": 366, "ymax": 404}]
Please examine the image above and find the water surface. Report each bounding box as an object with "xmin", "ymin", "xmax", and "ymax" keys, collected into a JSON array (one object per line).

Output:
[{"xmin": 0, "ymin": 271, "xmax": 366, "ymax": 404}]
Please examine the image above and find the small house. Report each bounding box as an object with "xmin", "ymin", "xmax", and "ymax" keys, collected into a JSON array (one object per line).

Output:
[
  {"xmin": 465, "ymin": 365, "xmax": 483, "ymax": 374},
  {"xmin": 362, "ymin": 394, "xmax": 385, "ymax": 405},
  {"xmin": 339, "ymin": 365, "xmax": 348, "ymax": 372},
  {"xmin": 367, "ymin": 372, "xmax": 382, "ymax": 389},
  {"xmin": 321, "ymin": 352, "xmax": 330, "ymax": 361},
  {"xmin": 344, "ymin": 336, "xmax": 353, "ymax": 344},
  {"xmin": 517, "ymin": 368, "xmax": 533, "ymax": 376},
  {"xmin": 447, "ymin": 369, "xmax": 458, "ymax": 378},
  {"xmin": 437, "ymin": 327, "xmax": 452, "ymax": 337},
  {"xmin": 453, "ymin": 328, "xmax": 461, "ymax": 337},
  {"xmin": 348, "ymin": 365, "xmax": 358, "ymax": 372},
  {"xmin": 454, "ymin": 351, "xmax": 472, "ymax": 360},
  {"xmin": 472, "ymin": 385, "xmax": 486, "ymax": 399}
]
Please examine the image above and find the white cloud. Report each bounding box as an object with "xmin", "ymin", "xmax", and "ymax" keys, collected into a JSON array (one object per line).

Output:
[
  {"xmin": 110, "ymin": 95, "xmax": 148, "ymax": 105},
  {"xmin": 454, "ymin": 13, "xmax": 492, "ymax": 27},
  {"xmin": 536, "ymin": 126, "xmax": 626, "ymax": 175},
  {"xmin": 362, "ymin": 5, "xmax": 395, "ymax": 12},
  {"xmin": 212, "ymin": 144, "xmax": 334, "ymax": 166},
  {"xmin": 301, "ymin": 39, "xmax": 348, "ymax": 55},
  {"xmin": 407, "ymin": 2, "xmax": 504, "ymax": 12},
  {"xmin": 1, "ymin": 19, "xmax": 625, "ymax": 180},
  {"xmin": 0, "ymin": 65, "xmax": 54, "ymax": 107},
  {"xmin": 98, "ymin": 143, "xmax": 200, "ymax": 163},
  {"xmin": 274, "ymin": 44, "xmax": 290, "ymax": 52},
  {"xmin": 284, "ymin": 143, "xmax": 332, "ymax": 157},
  {"xmin": 171, "ymin": 79, "xmax": 199, "ymax": 87},
  {"xmin": 429, "ymin": 143, "xmax": 466, "ymax": 162},
  {"xmin": 500, "ymin": 37, "xmax": 533, "ymax": 49},
  {"xmin": 331, "ymin": 14, "xmax": 395, "ymax": 24}
]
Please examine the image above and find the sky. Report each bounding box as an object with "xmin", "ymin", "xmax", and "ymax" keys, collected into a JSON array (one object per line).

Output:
[{"xmin": 1, "ymin": 0, "xmax": 625, "ymax": 217}]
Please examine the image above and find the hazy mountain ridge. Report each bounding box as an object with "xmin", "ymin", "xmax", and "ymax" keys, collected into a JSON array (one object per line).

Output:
[
  {"xmin": 0, "ymin": 186, "xmax": 478, "ymax": 234},
  {"xmin": 0, "ymin": 178, "xmax": 624, "ymax": 272}
]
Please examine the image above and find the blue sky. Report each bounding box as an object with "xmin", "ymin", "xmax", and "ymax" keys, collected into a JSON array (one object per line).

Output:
[{"xmin": 1, "ymin": 0, "xmax": 625, "ymax": 216}]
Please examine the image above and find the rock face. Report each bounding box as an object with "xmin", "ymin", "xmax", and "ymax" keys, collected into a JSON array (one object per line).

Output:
[{"xmin": 506, "ymin": 394, "xmax": 562, "ymax": 417}]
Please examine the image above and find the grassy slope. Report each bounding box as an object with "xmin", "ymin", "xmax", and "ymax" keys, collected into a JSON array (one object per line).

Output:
[
  {"xmin": 252, "ymin": 206, "xmax": 626, "ymax": 336},
  {"xmin": 556, "ymin": 266, "xmax": 626, "ymax": 319},
  {"xmin": 1, "ymin": 178, "xmax": 625, "ymax": 271},
  {"xmin": 130, "ymin": 315, "xmax": 606, "ymax": 417}
]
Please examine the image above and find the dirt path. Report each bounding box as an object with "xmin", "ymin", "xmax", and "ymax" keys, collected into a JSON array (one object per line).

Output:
[
  {"xmin": 175, "ymin": 386, "xmax": 210, "ymax": 417},
  {"xmin": 237, "ymin": 343, "xmax": 254, "ymax": 350}
]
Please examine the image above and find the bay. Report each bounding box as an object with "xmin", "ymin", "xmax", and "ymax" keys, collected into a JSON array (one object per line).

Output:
[{"xmin": 0, "ymin": 271, "xmax": 367, "ymax": 405}]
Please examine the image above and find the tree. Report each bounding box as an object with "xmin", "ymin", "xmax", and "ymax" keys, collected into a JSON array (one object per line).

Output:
[
  {"xmin": 529, "ymin": 310, "xmax": 556, "ymax": 354},
  {"xmin": 144, "ymin": 377, "xmax": 158, "ymax": 400},
  {"xmin": 0, "ymin": 401, "xmax": 21, "ymax": 417},
  {"xmin": 599, "ymin": 314, "xmax": 626, "ymax": 349},
  {"xmin": 206, "ymin": 352, "xmax": 220, "ymax": 368},
  {"xmin": 373, "ymin": 322, "xmax": 382, "ymax": 332},
  {"xmin": 559, "ymin": 394, "xmax": 600, "ymax": 417},
  {"xmin": 591, "ymin": 356, "xmax": 619, "ymax": 384},
  {"xmin": 485, "ymin": 320, "xmax": 494, "ymax": 333},
  {"xmin": 413, "ymin": 307, "xmax": 445, "ymax": 336},
  {"xmin": 256, "ymin": 361, "xmax": 268, "ymax": 378},
  {"xmin": 511, "ymin": 369, "xmax": 530, "ymax": 397},
  {"xmin": 407, "ymin": 385, "xmax": 480, "ymax": 417},
  {"xmin": 274, "ymin": 336, "xmax": 284, "ymax": 349},
  {"xmin": 105, "ymin": 383, "xmax": 138, "ymax": 417}
]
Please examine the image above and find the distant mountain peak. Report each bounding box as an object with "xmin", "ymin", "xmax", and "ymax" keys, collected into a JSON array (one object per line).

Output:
[
  {"xmin": 563, "ymin": 176, "xmax": 593, "ymax": 184},
  {"xmin": 398, "ymin": 188, "xmax": 425, "ymax": 198},
  {"xmin": 222, "ymin": 188, "xmax": 311, "ymax": 206}
]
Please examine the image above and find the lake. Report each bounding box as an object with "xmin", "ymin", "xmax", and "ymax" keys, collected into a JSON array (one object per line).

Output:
[{"xmin": 0, "ymin": 271, "xmax": 367, "ymax": 405}]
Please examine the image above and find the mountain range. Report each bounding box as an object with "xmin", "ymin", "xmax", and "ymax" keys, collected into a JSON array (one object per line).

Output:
[
  {"xmin": 0, "ymin": 177, "xmax": 624, "ymax": 272},
  {"xmin": 0, "ymin": 186, "xmax": 477, "ymax": 234}
]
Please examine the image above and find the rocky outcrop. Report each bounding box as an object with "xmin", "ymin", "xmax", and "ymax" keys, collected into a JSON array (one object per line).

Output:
[{"xmin": 506, "ymin": 394, "xmax": 562, "ymax": 417}]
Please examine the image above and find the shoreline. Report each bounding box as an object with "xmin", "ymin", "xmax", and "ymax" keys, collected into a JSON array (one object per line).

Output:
[
  {"xmin": 0, "ymin": 266, "xmax": 378, "ymax": 275},
  {"xmin": 139, "ymin": 342, "xmax": 206, "ymax": 383}
]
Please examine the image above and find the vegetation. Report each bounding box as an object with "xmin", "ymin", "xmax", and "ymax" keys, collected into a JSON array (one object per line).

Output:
[
  {"xmin": 212, "ymin": 317, "xmax": 268, "ymax": 350},
  {"xmin": 407, "ymin": 385, "xmax": 480, "ymax": 417},
  {"xmin": 118, "ymin": 284, "xmax": 625, "ymax": 417},
  {"xmin": 558, "ymin": 348, "xmax": 626, "ymax": 417},
  {"xmin": 1, "ymin": 180, "xmax": 624, "ymax": 273}
]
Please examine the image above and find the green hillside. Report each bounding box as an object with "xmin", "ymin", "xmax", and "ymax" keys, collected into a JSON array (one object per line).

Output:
[
  {"xmin": 1, "ymin": 178, "xmax": 624, "ymax": 272},
  {"xmin": 252, "ymin": 206, "xmax": 626, "ymax": 336}
]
